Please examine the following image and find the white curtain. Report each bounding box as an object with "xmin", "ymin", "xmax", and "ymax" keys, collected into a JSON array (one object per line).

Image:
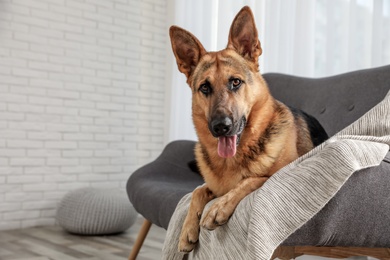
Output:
[{"xmin": 165, "ymin": 0, "xmax": 390, "ymax": 143}]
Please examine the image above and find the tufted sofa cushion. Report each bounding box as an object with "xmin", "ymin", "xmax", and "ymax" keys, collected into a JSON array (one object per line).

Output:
[{"xmin": 264, "ymin": 65, "xmax": 390, "ymax": 136}]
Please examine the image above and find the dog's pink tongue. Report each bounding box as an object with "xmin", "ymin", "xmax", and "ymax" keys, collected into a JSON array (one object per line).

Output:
[{"xmin": 217, "ymin": 135, "xmax": 237, "ymax": 158}]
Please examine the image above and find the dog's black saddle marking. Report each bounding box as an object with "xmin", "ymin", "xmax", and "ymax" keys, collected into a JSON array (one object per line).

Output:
[{"xmin": 290, "ymin": 107, "xmax": 329, "ymax": 146}]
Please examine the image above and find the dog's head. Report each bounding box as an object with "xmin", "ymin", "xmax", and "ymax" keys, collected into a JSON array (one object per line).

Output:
[{"xmin": 170, "ymin": 6, "xmax": 269, "ymax": 158}]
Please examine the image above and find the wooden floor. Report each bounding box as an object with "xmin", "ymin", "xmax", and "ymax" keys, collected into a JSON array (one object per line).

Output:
[
  {"xmin": 0, "ymin": 217, "xmax": 166, "ymax": 260},
  {"xmin": 0, "ymin": 218, "xmax": 375, "ymax": 260}
]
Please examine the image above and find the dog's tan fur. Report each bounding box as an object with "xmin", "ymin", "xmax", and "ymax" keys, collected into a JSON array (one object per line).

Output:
[{"xmin": 170, "ymin": 6, "xmax": 315, "ymax": 252}]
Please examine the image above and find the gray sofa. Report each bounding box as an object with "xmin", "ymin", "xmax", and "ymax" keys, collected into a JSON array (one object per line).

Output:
[{"xmin": 127, "ymin": 65, "xmax": 390, "ymax": 256}]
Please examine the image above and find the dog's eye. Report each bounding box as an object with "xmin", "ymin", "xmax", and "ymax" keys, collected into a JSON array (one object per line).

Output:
[
  {"xmin": 199, "ymin": 83, "xmax": 211, "ymax": 95},
  {"xmin": 230, "ymin": 78, "xmax": 242, "ymax": 90}
]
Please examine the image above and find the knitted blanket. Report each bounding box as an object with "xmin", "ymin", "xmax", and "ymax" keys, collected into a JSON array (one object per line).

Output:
[{"xmin": 162, "ymin": 90, "xmax": 390, "ymax": 260}]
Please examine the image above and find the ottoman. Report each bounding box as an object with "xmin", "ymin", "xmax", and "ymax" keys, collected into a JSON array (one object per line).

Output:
[{"xmin": 57, "ymin": 187, "xmax": 137, "ymax": 235}]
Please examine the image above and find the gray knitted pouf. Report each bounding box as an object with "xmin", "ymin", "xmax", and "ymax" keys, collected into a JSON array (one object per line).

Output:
[{"xmin": 57, "ymin": 187, "xmax": 137, "ymax": 235}]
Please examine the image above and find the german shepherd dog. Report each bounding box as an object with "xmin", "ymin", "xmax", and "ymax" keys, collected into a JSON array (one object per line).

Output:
[{"xmin": 169, "ymin": 6, "xmax": 328, "ymax": 252}]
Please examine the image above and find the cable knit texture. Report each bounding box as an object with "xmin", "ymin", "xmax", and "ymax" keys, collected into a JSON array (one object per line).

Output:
[
  {"xmin": 162, "ymin": 90, "xmax": 390, "ymax": 260},
  {"xmin": 57, "ymin": 187, "xmax": 137, "ymax": 235}
]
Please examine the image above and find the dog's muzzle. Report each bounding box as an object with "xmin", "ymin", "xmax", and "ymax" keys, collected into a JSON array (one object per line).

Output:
[{"xmin": 209, "ymin": 116, "xmax": 246, "ymax": 158}]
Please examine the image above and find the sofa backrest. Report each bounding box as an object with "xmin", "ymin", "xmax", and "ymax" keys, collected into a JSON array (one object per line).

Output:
[{"xmin": 264, "ymin": 65, "xmax": 390, "ymax": 137}]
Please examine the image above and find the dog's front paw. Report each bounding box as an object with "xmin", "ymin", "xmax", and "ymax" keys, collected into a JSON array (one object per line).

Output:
[
  {"xmin": 200, "ymin": 196, "xmax": 235, "ymax": 230},
  {"xmin": 178, "ymin": 220, "xmax": 199, "ymax": 253}
]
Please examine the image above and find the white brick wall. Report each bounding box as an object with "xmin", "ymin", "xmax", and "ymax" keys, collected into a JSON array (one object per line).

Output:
[{"xmin": 0, "ymin": 0, "xmax": 167, "ymax": 230}]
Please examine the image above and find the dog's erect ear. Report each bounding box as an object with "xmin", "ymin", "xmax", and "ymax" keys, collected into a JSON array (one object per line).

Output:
[
  {"xmin": 227, "ymin": 6, "xmax": 262, "ymax": 64},
  {"xmin": 170, "ymin": 26, "xmax": 206, "ymax": 80}
]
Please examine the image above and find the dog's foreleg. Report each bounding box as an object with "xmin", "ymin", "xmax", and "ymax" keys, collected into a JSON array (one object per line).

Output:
[
  {"xmin": 178, "ymin": 184, "xmax": 215, "ymax": 252},
  {"xmin": 201, "ymin": 177, "xmax": 268, "ymax": 230}
]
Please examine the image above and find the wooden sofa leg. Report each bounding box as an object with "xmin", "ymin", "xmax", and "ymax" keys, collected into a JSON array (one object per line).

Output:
[
  {"xmin": 272, "ymin": 246, "xmax": 301, "ymax": 260},
  {"xmin": 128, "ymin": 219, "xmax": 152, "ymax": 260}
]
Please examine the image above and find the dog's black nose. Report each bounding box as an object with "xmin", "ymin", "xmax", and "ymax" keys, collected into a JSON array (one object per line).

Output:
[{"xmin": 210, "ymin": 117, "xmax": 233, "ymax": 137}]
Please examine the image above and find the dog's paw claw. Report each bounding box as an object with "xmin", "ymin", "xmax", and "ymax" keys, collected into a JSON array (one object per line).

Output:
[
  {"xmin": 201, "ymin": 218, "xmax": 219, "ymax": 230},
  {"xmin": 201, "ymin": 214, "xmax": 219, "ymax": 230},
  {"xmin": 178, "ymin": 224, "xmax": 199, "ymax": 253},
  {"xmin": 178, "ymin": 239, "xmax": 197, "ymax": 253},
  {"xmin": 200, "ymin": 199, "xmax": 233, "ymax": 230}
]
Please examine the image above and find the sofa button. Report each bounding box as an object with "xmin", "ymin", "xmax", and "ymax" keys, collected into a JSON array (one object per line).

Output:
[{"xmin": 348, "ymin": 104, "xmax": 355, "ymax": 111}]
